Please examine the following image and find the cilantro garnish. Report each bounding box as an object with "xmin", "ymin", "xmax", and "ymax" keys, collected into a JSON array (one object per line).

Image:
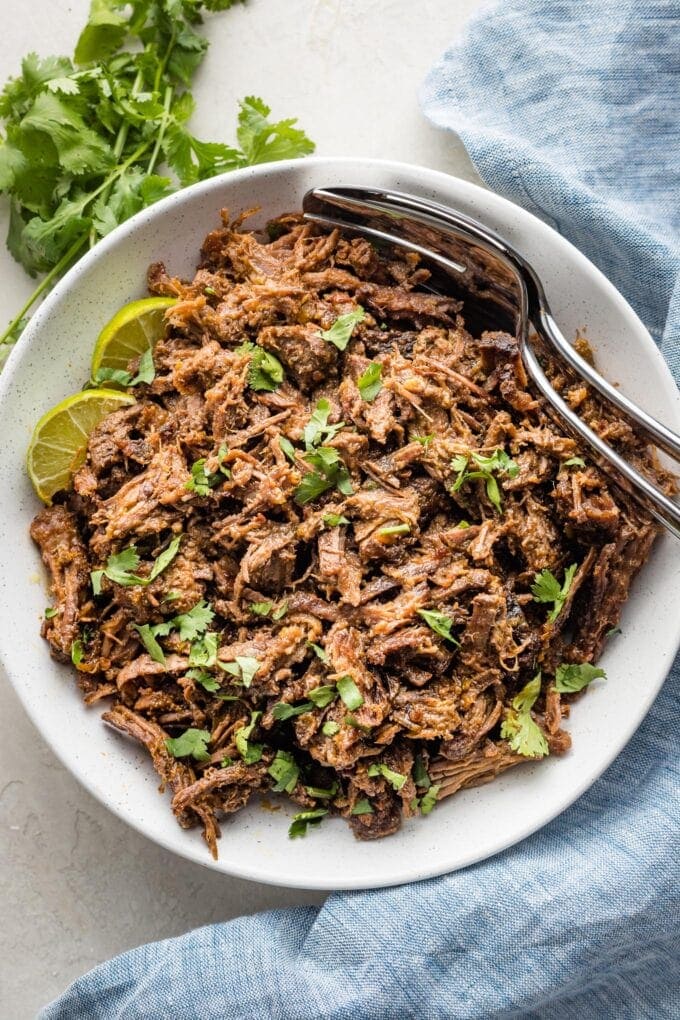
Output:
[
  {"xmin": 319, "ymin": 307, "xmax": 365, "ymax": 351},
  {"xmin": 323, "ymin": 513, "xmax": 350, "ymax": 527},
  {"xmin": 268, "ymin": 750, "xmax": 300, "ymax": 793},
  {"xmin": 188, "ymin": 632, "xmax": 219, "ymax": 669},
  {"xmin": 413, "ymin": 434, "xmax": 434, "ymax": 448},
  {"xmin": 412, "ymin": 755, "xmax": 431, "ymax": 790},
  {"xmin": 357, "ymin": 362, "xmax": 383, "ymax": 401},
  {"xmin": 563, "ymin": 456, "xmax": 586, "ymax": 468},
  {"xmin": 418, "ymin": 785, "xmax": 440, "ymax": 815},
  {"xmin": 236, "ymin": 341, "xmax": 285, "ymax": 391},
  {"xmin": 294, "ymin": 447, "xmax": 353, "ymax": 505},
  {"xmin": 234, "ymin": 711, "xmax": 263, "ymax": 764},
  {"xmin": 322, "ymin": 721, "xmax": 340, "ymax": 737},
  {"xmin": 307, "ymin": 642, "xmax": 329, "ymax": 663},
  {"xmin": 278, "ymin": 436, "xmax": 297, "ymax": 463},
  {"xmin": 91, "ymin": 535, "xmax": 182, "ymax": 593},
  {"xmin": 378, "ymin": 523, "xmax": 410, "ymax": 537},
  {"xmin": 186, "ymin": 668, "xmax": 221, "ymax": 693},
  {"xmin": 70, "ymin": 638, "xmax": 84, "ymax": 666},
  {"xmin": 0, "ymin": 0, "xmax": 315, "ymax": 352},
  {"xmin": 531, "ymin": 563, "xmax": 578, "ymax": 622},
  {"xmin": 308, "ymin": 684, "xmax": 337, "ymax": 708},
  {"xmin": 417, "ymin": 609, "xmax": 460, "ymax": 646},
  {"xmin": 554, "ymin": 662, "xmax": 606, "ymax": 693},
  {"xmin": 44, "ymin": 607, "xmax": 58, "ymax": 619},
  {"xmin": 93, "ymin": 347, "xmax": 155, "ymax": 388},
  {"xmin": 500, "ymin": 674, "xmax": 549, "ymax": 758},
  {"xmin": 336, "ymin": 675, "xmax": 364, "ymax": 710},
  {"xmin": 217, "ymin": 655, "xmax": 260, "ymax": 688},
  {"xmin": 350, "ymin": 799, "xmax": 374, "ymax": 816},
  {"xmin": 450, "ymin": 448, "xmax": 519, "ymax": 513},
  {"xmin": 185, "ymin": 446, "xmax": 230, "ymax": 495},
  {"xmin": 303, "ymin": 398, "xmax": 345, "ymax": 450},
  {"xmin": 272, "ymin": 701, "xmax": 314, "ymax": 721},
  {"xmin": 304, "ymin": 783, "xmax": 338, "ymax": 800},
  {"xmin": 165, "ymin": 728, "xmax": 211, "ymax": 763},
  {"xmin": 250, "ymin": 601, "xmax": 273, "ymax": 617},
  {"xmin": 288, "ymin": 808, "xmax": 328, "ymax": 838},
  {"xmin": 367, "ymin": 762, "xmax": 406, "ymax": 792},
  {"xmin": 132, "ymin": 599, "xmax": 215, "ymax": 665},
  {"xmin": 132, "ymin": 623, "xmax": 166, "ymax": 665}
]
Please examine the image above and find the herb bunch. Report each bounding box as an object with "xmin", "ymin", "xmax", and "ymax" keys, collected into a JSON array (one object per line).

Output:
[{"xmin": 0, "ymin": 0, "xmax": 314, "ymax": 355}]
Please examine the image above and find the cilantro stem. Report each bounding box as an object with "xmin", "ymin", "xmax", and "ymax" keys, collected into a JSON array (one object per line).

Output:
[{"xmin": 147, "ymin": 85, "xmax": 174, "ymax": 175}]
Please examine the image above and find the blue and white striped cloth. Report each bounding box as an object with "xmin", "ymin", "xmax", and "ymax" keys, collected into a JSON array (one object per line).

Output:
[{"xmin": 42, "ymin": 2, "xmax": 680, "ymax": 1016}]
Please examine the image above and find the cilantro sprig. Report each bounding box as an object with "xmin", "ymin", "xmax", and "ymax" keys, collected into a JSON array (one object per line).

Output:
[
  {"xmin": 319, "ymin": 307, "xmax": 365, "ymax": 351},
  {"xmin": 0, "ymin": 5, "xmax": 314, "ymax": 357},
  {"xmin": 93, "ymin": 347, "xmax": 155, "ymax": 388},
  {"xmin": 357, "ymin": 361, "xmax": 383, "ymax": 401},
  {"xmin": 91, "ymin": 535, "xmax": 182, "ymax": 593},
  {"xmin": 293, "ymin": 400, "xmax": 353, "ymax": 505},
  {"xmin": 417, "ymin": 609, "xmax": 460, "ymax": 646},
  {"xmin": 554, "ymin": 662, "xmax": 606, "ymax": 693},
  {"xmin": 165, "ymin": 727, "xmax": 211, "ymax": 763},
  {"xmin": 531, "ymin": 563, "xmax": 578, "ymax": 623},
  {"xmin": 500, "ymin": 674, "xmax": 549, "ymax": 759},
  {"xmin": 288, "ymin": 808, "xmax": 327, "ymax": 838},
  {"xmin": 185, "ymin": 445, "xmax": 230, "ymax": 495},
  {"xmin": 450, "ymin": 448, "xmax": 519, "ymax": 513},
  {"xmin": 236, "ymin": 341, "xmax": 285, "ymax": 392}
]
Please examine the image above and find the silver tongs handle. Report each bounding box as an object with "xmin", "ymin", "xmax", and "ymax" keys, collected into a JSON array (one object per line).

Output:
[{"xmin": 302, "ymin": 186, "xmax": 680, "ymax": 539}]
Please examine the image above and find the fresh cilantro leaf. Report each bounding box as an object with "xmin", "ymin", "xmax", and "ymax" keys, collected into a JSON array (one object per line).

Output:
[
  {"xmin": 378, "ymin": 523, "xmax": 410, "ymax": 537},
  {"xmin": 218, "ymin": 655, "xmax": 260, "ymax": 688},
  {"xmin": 322, "ymin": 720, "xmax": 340, "ymax": 737},
  {"xmin": 303, "ymin": 399, "xmax": 344, "ymax": 450},
  {"xmin": 319, "ymin": 307, "xmax": 365, "ymax": 351},
  {"xmin": 272, "ymin": 700, "xmax": 314, "ymax": 721},
  {"xmin": 417, "ymin": 609, "xmax": 460, "ymax": 646},
  {"xmin": 237, "ymin": 341, "xmax": 284, "ymax": 391},
  {"xmin": 236, "ymin": 95, "xmax": 315, "ymax": 165},
  {"xmin": 186, "ymin": 667, "xmax": 221, "ymax": 693},
  {"xmin": 531, "ymin": 563, "xmax": 578, "ymax": 622},
  {"xmin": 413, "ymin": 434, "xmax": 434, "ymax": 448},
  {"xmin": 419, "ymin": 785, "xmax": 440, "ymax": 815},
  {"xmin": 457, "ymin": 520, "xmax": 470, "ymax": 529},
  {"xmin": 563, "ymin": 456, "xmax": 586, "ymax": 468},
  {"xmin": 250, "ymin": 601, "xmax": 273, "ymax": 617},
  {"xmin": 294, "ymin": 471, "xmax": 334, "ymax": 505},
  {"xmin": 165, "ymin": 727, "xmax": 211, "ymax": 763},
  {"xmin": 344, "ymin": 714, "xmax": 372, "ymax": 733},
  {"xmin": 272, "ymin": 601, "xmax": 288, "ymax": 621},
  {"xmin": 288, "ymin": 808, "xmax": 327, "ymax": 838},
  {"xmin": 70, "ymin": 638, "xmax": 84, "ymax": 666},
  {"xmin": 148, "ymin": 535, "xmax": 183, "ymax": 582},
  {"xmin": 220, "ymin": 756, "xmax": 234, "ymax": 768},
  {"xmin": 133, "ymin": 623, "xmax": 166, "ymax": 665},
  {"xmin": 323, "ymin": 513, "xmax": 349, "ymax": 527},
  {"xmin": 278, "ymin": 435, "xmax": 297, "ymax": 463},
  {"xmin": 451, "ymin": 448, "xmax": 518, "ymax": 513},
  {"xmin": 357, "ymin": 361, "xmax": 382, "ymax": 401},
  {"xmin": 412, "ymin": 755, "xmax": 431, "ymax": 790},
  {"xmin": 350, "ymin": 799, "xmax": 374, "ymax": 816},
  {"xmin": 304, "ymin": 782, "xmax": 338, "ymax": 799},
  {"xmin": 500, "ymin": 674, "xmax": 549, "ymax": 758},
  {"xmin": 554, "ymin": 662, "xmax": 606, "ymax": 693},
  {"xmin": 74, "ymin": 0, "xmax": 128, "ymax": 65},
  {"xmin": 308, "ymin": 642, "xmax": 328, "ymax": 663},
  {"xmin": 172, "ymin": 601, "xmax": 215, "ymax": 642},
  {"xmin": 186, "ymin": 448, "xmax": 229, "ymax": 494},
  {"xmin": 337, "ymin": 675, "xmax": 364, "ymax": 710},
  {"xmin": 268, "ymin": 750, "xmax": 300, "ymax": 793},
  {"xmin": 307, "ymin": 684, "xmax": 337, "ymax": 708},
  {"xmin": 367, "ymin": 762, "xmax": 406, "ymax": 792},
  {"xmin": 234, "ymin": 710, "xmax": 263, "ymax": 764},
  {"xmin": 44, "ymin": 606, "xmax": 58, "ymax": 619},
  {"xmin": 188, "ymin": 632, "xmax": 219, "ymax": 668}
]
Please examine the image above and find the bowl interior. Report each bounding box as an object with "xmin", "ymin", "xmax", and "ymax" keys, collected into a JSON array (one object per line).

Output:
[{"xmin": 1, "ymin": 157, "xmax": 679, "ymax": 889}]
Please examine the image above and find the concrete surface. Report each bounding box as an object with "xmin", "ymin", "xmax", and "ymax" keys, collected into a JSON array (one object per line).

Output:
[{"xmin": 0, "ymin": 1, "xmax": 483, "ymax": 1015}]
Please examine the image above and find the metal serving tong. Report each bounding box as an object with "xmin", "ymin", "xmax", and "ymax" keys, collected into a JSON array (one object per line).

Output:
[{"xmin": 302, "ymin": 186, "xmax": 680, "ymax": 539}]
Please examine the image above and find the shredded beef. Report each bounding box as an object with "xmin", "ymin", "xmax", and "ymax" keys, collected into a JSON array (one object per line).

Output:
[{"xmin": 30, "ymin": 208, "xmax": 672, "ymax": 856}]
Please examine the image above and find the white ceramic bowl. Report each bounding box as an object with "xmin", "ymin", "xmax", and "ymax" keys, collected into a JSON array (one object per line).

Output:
[{"xmin": 1, "ymin": 157, "xmax": 679, "ymax": 890}]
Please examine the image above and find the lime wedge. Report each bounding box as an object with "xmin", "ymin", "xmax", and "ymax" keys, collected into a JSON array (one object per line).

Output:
[
  {"xmin": 90, "ymin": 296, "xmax": 176, "ymax": 380},
  {"xmin": 27, "ymin": 389, "xmax": 135, "ymax": 503}
]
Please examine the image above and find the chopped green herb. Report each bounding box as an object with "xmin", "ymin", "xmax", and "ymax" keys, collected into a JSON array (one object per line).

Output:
[
  {"xmin": 94, "ymin": 538, "xmax": 183, "ymax": 591},
  {"xmin": 606, "ymin": 626, "xmax": 621, "ymax": 638},
  {"xmin": 531, "ymin": 563, "xmax": 578, "ymax": 623},
  {"xmin": 268, "ymin": 750, "xmax": 300, "ymax": 793},
  {"xmin": 250, "ymin": 601, "xmax": 273, "ymax": 617},
  {"xmin": 500, "ymin": 673, "xmax": 549, "ymax": 758},
  {"xmin": 133, "ymin": 623, "xmax": 166, "ymax": 665},
  {"xmin": 185, "ymin": 668, "xmax": 221, "ymax": 693},
  {"xmin": 185, "ymin": 447, "xmax": 230, "ymax": 495},
  {"xmin": 319, "ymin": 307, "xmax": 365, "ymax": 351},
  {"xmin": 288, "ymin": 808, "xmax": 328, "ymax": 838},
  {"xmin": 419, "ymin": 785, "xmax": 440, "ymax": 815},
  {"xmin": 378, "ymin": 523, "xmax": 410, "ymax": 537},
  {"xmin": 303, "ymin": 399, "xmax": 345, "ymax": 450},
  {"xmin": 236, "ymin": 341, "xmax": 285, "ymax": 391},
  {"xmin": 350, "ymin": 798, "xmax": 374, "ymax": 816},
  {"xmin": 163, "ymin": 590, "xmax": 182, "ymax": 603},
  {"xmin": 322, "ymin": 720, "xmax": 340, "ymax": 737},
  {"xmin": 367, "ymin": 762, "xmax": 406, "ymax": 791},
  {"xmin": 304, "ymin": 782, "xmax": 338, "ymax": 800},
  {"xmin": 70, "ymin": 638, "xmax": 84, "ymax": 666},
  {"xmin": 457, "ymin": 520, "xmax": 470, "ymax": 529},
  {"xmin": 451, "ymin": 448, "xmax": 519, "ymax": 513},
  {"xmin": 413, "ymin": 434, "xmax": 434, "ymax": 448},
  {"xmin": 272, "ymin": 602, "xmax": 289, "ymax": 621},
  {"xmin": 563, "ymin": 456, "xmax": 586, "ymax": 468},
  {"xmin": 278, "ymin": 435, "xmax": 297, "ymax": 463},
  {"xmin": 217, "ymin": 655, "xmax": 260, "ymax": 688},
  {"xmin": 220, "ymin": 756, "xmax": 234, "ymax": 768},
  {"xmin": 344, "ymin": 714, "xmax": 372, "ymax": 733},
  {"xmin": 271, "ymin": 701, "xmax": 314, "ymax": 721},
  {"xmin": 554, "ymin": 662, "xmax": 606, "ymax": 693},
  {"xmin": 93, "ymin": 346, "xmax": 155, "ymax": 388},
  {"xmin": 417, "ymin": 609, "xmax": 460, "ymax": 646},
  {"xmin": 322, "ymin": 510, "xmax": 348, "ymax": 526},
  {"xmin": 357, "ymin": 361, "xmax": 383, "ymax": 401},
  {"xmin": 188, "ymin": 632, "xmax": 219, "ymax": 669},
  {"xmin": 337, "ymin": 675, "xmax": 364, "ymax": 710},
  {"xmin": 234, "ymin": 711, "xmax": 263, "ymax": 764},
  {"xmin": 172, "ymin": 601, "xmax": 215, "ymax": 642},
  {"xmin": 204, "ymin": 286, "xmax": 217, "ymax": 297},
  {"xmin": 294, "ymin": 444, "xmax": 353, "ymax": 505},
  {"xmin": 412, "ymin": 755, "xmax": 431, "ymax": 790},
  {"xmin": 308, "ymin": 684, "xmax": 337, "ymax": 708},
  {"xmin": 294, "ymin": 471, "xmax": 334, "ymax": 504},
  {"xmin": 165, "ymin": 727, "xmax": 211, "ymax": 763},
  {"xmin": 308, "ymin": 642, "xmax": 329, "ymax": 663},
  {"xmin": 44, "ymin": 607, "xmax": 58, "ymax": 619}
]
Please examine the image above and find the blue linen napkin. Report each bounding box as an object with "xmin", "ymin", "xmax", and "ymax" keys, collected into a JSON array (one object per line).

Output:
[{"xmin": 41, "ymin": 3, "xmax": 680, "ymax": 1017}]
